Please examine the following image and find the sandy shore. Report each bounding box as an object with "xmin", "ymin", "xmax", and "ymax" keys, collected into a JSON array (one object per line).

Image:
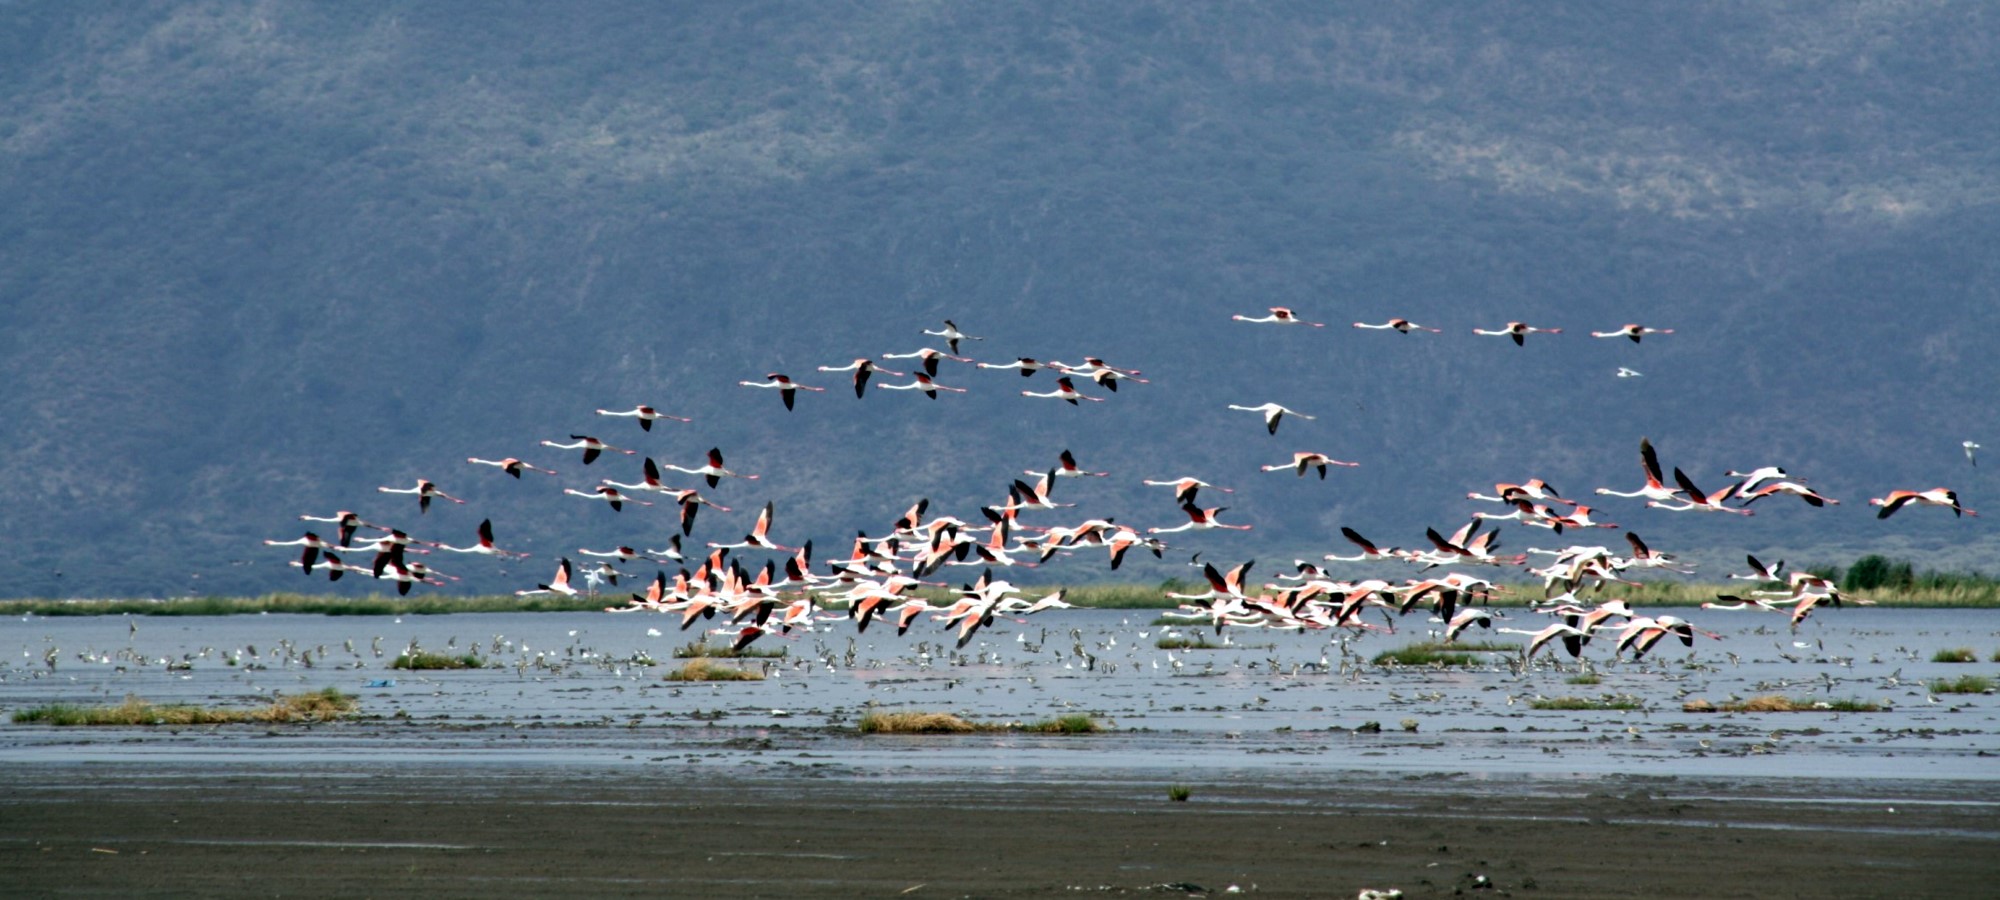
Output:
[{"xmin": 5, "ymin": 759, "xmax": 1996, "ymax": 898}]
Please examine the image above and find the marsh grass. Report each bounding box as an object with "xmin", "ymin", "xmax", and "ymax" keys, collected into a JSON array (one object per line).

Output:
[
  {"xmin": 1373, "ymin": 641, "xmax": 1518, "ymax": 667},
  {"xmin": 1529, "ymin": 695, "xmax": 1643, "ymax": 711},
  {"xmin": 1929, "ymin": 674, "xmax": 1994, "ymax": 695},
  {"xmin": 1717, "ymin": 694, "xmax": 1881, "ymax": 713},
  {"xmin": 1167, "ymin": 784, "xmax": 1193, "ymax": 802},
  {"xmin": 672, "ymin": 640, "xmax": 787, "ymax": 659},
  {"xmin": 1933, "ymin": 647, "xmax": 1978, "ymax": 663},
  {"xmin": 857, "ymin": 711, "xmax": 980, "ymax": 734},
  {"xmin": 1020, "ymin": 713, "xmax": 1105, "ymax": 734},
  {"xmin": 12, "ymin": 688, "xmax": 357, "ymax": 725},
  {"xmin": 1565, "ymin": 673, "xmax": 1602, "ymax": 686},
  {"xmin": 663, "ymin": 658, "xmax": 764, "ymax": 682},
  {"xmin": 1155, "ymin": 634, "xmax": 1220, "ymax": 650},
  {"xmin": 390, "ymin": 651, "xmax": 484, "ymax": 670}
]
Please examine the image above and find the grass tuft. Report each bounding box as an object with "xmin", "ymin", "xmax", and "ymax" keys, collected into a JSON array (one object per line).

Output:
[
  {"xmin": 1373, "ymin": 641, "xmax": 1516, "ymax": 667},
  {"xmin": 1529, "ymin": 695, "xmax": 1643, "ymax": 711},
  {"xmin": 1019, "ymin": 713, "xmax": 1105, "ymax": 734},
  {"xmin": 389, "ymin": 651, "xmax": 483, "ymax": 670},
  {"xmin": 1929, "ymin": 674, "xmax": 1993, "ymax": 695},
  {"xmin": 1155, "ymin": 633, "xmax": 1220, "ymax": 650},
  {"xmin": 1565, "ymin": 673, "xmax": 1602, "ymax": 686},
  {"xmin": 857, "ymin": 711, "xmax": 978, "ymax": 734},
  {"xmin": 663, "ymin": 658, "xmax": 764, "ymax": 682},
  {"xmin": 11, "ymin": 688, "xmax": 357, "ymax": 725},
  {"xmin": 1933, "ymin": 647, "xmax": 1978, "ymax": 663},
  {"xmin": 1716, "ymin": 694, "xmax": 1881, "ymax": 713},
  {"xmin": 1167, "ymin": 784, "xmax": 1193, "ymax": 802}
]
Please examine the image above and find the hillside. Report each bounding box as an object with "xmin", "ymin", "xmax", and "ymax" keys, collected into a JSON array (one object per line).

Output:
[{"xmin": 2, "ymin": 2, "xmax": 1996, "ymax": 598}]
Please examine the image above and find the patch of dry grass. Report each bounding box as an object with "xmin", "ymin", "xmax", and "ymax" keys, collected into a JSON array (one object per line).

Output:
[
  {"xmin": 857, "ymin": 711, "xmax": 979, "ymax": 734},
  {"xmin": 12, "ymin": 689, "xmax": 358, "ymax": 725},
  {"xmin": 663, "ymin": 658, "xmax": 765, "ymax": 682},
  {"xmin": 1688, "ymin": 694, "xmax": 1881, "ymax": 713}
]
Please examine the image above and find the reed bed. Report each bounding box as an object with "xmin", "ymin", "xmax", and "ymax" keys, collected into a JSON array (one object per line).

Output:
[
  {"xmin": 857, "ymin": 711, "xmax": 981, "ymax": 734},
  {"xmin": 12, "ymin": 688, "xmax": 357, "ymax": 725},
  {"xmin": 1932, "ymin": 647, "xmax": 1978, "ymax": 663},
  {"xmin": 1017, "ymin": 713, "xmax": 1106, "ymax": 734}
]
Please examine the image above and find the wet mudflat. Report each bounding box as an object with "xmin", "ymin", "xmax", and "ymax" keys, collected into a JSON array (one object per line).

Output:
[{"xmin": 4, "ymin": 608, "xmax": 1999, "ymax": 895}]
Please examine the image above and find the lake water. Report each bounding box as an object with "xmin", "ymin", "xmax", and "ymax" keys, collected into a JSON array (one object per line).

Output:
[{"xmin": 4, "ymin": 607, "xmax": 1997, "ymax": 786}]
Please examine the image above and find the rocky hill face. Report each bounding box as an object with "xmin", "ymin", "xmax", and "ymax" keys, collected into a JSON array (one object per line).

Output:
[{"xmin": 3, "ymin": 2, "xmax": 1995, "ymax": 598}]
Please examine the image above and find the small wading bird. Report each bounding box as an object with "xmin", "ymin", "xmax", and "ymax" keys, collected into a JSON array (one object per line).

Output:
[
  {"xmin": 1966, "ymin": 441, "xmax": 1982, "ymax": 467},
  {"xmin": 1871, "ymin": 488, "xmax": 1977, "ymax": 519},
  {"xmin": 1615, "ymin": 367, "xmax": 1642, "ymax": 378},
  {"xmin": 738, "ymin": 373, "xmax": 825, "ymax": 411},
  {"xmin": 1352, "ymin": 318, "xmax": 1441, "ymax": 333},
  {"xmin": 466, "ymin": 456, "xmax": 557, "ymax": 478},
  {"xmin": 1228, "ymin": 402, "xmax": 1314, "ymax": 436},
  {"xmin": 540, "ymin": 435, "xmax": 636, "ymax": 466},
  {"xmin": 594, "ymin": 404, "xmax": 691, "ymax": 431},
  {"xmin": 1590, "ymin": 324, "xmax": 1674, "ymax": 343},
  {"xmin": 1473, "ymin": 321, "xmax": 1562, "ymax": 345},
  {"xmin": 1232, "ymin": 307, "xmax": 1325, "ymax": 327}
]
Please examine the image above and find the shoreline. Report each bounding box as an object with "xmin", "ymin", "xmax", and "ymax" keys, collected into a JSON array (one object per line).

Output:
[{"xmin": 6, "ymin": 760, "xmax": 1996, "ymax": 898}]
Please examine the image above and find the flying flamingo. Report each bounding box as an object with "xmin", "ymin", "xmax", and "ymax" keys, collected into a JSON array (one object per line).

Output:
[
  {"xmin": 435, "ymin": 519, "xmax": 528, "ymax": 558},
  {"xmin": 1589, "ymin": 324, "xmax": 1674, "ymax": 343},
  {"xmin": 1496, "ymin": 622, "xmax": 1591, "ymax": 659},
  {"xmin": 1727, "ymin": 554, "xmax": 1785, "ymax": 582},
  {"xmin": 738, "ymin": 373, "xmax": 825, "ymax": 410},
  {"xmin": 563, "ymin": 485, "xmax": 653, "ymax": 512},
  {"xmin": 1260, "ymin": 451, "xmax": 1360, "ymax": 479},
  {"xmin": 1141, "ymin": 476, "xmax": 1232, "ymax": 506},
  {"xmin": 540, "ymin": 435, "xmax": 636, "ymax": 466},
  {"xmin": 1595, "ymin": 438, "xmax": 1681, "ymax": 502},
  {"xmin": 375, "ymin": 479, "xmax": 465, "ymax": 514},
  {"xmin": 660, "ymin": 447, "xmax": 760, "ymax": 489},
  {"xmin": 1739, "ymin": 481, "xmax": 1839, "ymax": 508},
  {"xmin": 1034, "ymin": 448, "xmax": 1108, "ymax": 479},
  {"xmin": 1473, "ymin": 322, "xmax": 1562, "ymax": 345},
  {"xmin": 1871, "ymin": 488, "xmax": 1977, "ymax": 519},
  {"xmin": 708, "ymin": 501, "xmax": 798, "ymax": 553},
  {"xmin": 594, "ymin": 404, "xmax": 692, "ymax": 431},
  {"xmin": 1352, "ymin": 319, "xmax": 1441, "ymax": 333},
  {"xmin": 265, "ymin": 532, "xmax": 339, "ymax": 575},
  {"xmin": 1149, "ymin": 503, "xmax": 1252, "ymax": 534},
  {"xmin": 1646, "ymin": 468, "xmax": 1754, "ymax": 515},
  {"xmin": 922, "ymin": 319, "xmax": 984, "ymax": 355},
  {"xmin": 1324, "ymin": 526, "xmax": 1405, "ymax": 563},
  {"xmin": 816, "ymin": 359, "xmax": 904, "ymax": 398},
  {"xmin": 516, "ymin": 557, "xmax": 578, "ymax": 598},
  {"xmin": 1228, "ymin": 402, "xmax": 1314, "ymax": 435},
  {"xmin": 1021, "ymin": 376, "xmax": 1103, "ymax": 405},
  {"xmin": 297, "ymin": 511, "xmax": 371, "ymax": 546},
  {"xmin": 977, "ymin": 357, "xmax": 1052, "ymax": 377},
  {"xmin": 1232, "ymin": 307, "xmax": 1325, "ymax": 327},
  {"xmin": 877, "ymin": 372, "xmax": 968, "ymax": 399},
  {"xmin": 467, "ymin": 456, "xmax": 558, "ymax": 478},
  {"xmin": 881, "ymin": 347, "xmax": 973, "ymax": 377}
]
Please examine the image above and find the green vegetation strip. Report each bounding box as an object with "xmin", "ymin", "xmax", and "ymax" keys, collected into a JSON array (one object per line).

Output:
[
  {"xmin": 1930, "ymin": 675, "xmax": 1993, "ymax": 695},
  {"xmin": 1685, "ymin": 695, "xmax": 1881, "ymax": 713},
  {"xmin": 664, "ymin": 659, "xmax": 764, "ymax": 682},
  {"xmin": 1529, "ymin": 695, "xmax": 1643, "ymax": 711},
  {"xmin": 673, "ymin": 641, "xmax": 786, "ymax": 659},
  {"xmin": 1373, "ymin": 641, "xmax": 1519, "ymax": 667},
  {"xmin": 13, "ymin": 689, "xmax": 357, "ymax": 725},
  {"xmin": 857, "ymin": 710, "xmax": 1105, "ymax": 734}
]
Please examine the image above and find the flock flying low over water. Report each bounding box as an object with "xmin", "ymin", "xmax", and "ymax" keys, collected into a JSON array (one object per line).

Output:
[{"xmin": 265, "ymin": 306, "xmax": 1980, "ymax": 657}]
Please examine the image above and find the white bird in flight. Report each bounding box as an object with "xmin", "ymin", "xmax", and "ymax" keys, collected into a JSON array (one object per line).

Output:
[{"xmin": 1965, "ymin": 440, "xmax": 1981, "ymax": 467}]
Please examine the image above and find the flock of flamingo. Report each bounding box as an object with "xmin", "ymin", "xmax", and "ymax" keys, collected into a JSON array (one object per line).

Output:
[{"xmin": 266, "ymin": 307, "xmax": 1979, "ymax": 660}]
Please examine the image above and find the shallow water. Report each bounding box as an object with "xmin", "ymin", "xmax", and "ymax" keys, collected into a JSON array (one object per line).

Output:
[{"xmin": 3, "ymin": 607, "xmax": 1996, "ymax": 783}]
